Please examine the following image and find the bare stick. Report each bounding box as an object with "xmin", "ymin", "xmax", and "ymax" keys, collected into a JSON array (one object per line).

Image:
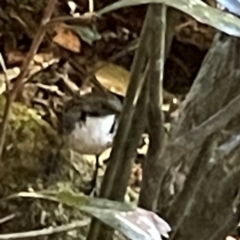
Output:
[
  {"xmin": 139, "ymin": 4, "xmax": 167, "ymax": 211},
  {"xmin": 0, "ymin": 0, "xmax": 58, "ymax": 160},
  {"xmin": 0, "ymin": 220, "xmax": 89, "ymax": 239},
  {"xmin": 0, "ymin": 214, "xmax": 15, "ymax": 225},
  {"xmin": 86, "ymin": 6, "xmax": 153, "ymax": 240}
]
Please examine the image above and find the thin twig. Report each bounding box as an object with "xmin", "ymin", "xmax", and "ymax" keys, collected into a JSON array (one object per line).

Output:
[
  {"xmin": 0, "ymin": 219, "xmax": 89, "ymax": 239},
  {"xmin": 45, "ymin": 14, "xmax": 95, "ymax": 28},
  {"xmin": 0, "ymin": 0, "xmax": 58, "ymax": 160},
  {"xmin": 0, "ymin": 214, "xmax": 15, "ymax": 225}
]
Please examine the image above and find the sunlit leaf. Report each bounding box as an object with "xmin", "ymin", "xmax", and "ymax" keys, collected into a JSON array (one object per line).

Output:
[
  {"xmin": 94, "ymin": 61, "xmax": 130, "ymax": 96},
  {"xmin": 115, "ymin": 208, "xmax": 171, "ymax": 240},
  {"xmin": 83, "ymin": 206, "xmax": 171, "ymax": 240}
]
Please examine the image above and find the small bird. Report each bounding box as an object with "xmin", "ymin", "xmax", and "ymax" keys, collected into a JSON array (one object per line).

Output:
[{"xmin": 59, "ymin": 91, "xmax": 123, "ymax": 193}]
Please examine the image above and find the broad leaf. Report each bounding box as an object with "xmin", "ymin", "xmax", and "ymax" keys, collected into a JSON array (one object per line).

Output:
[{"xmin": 98, "ymin": 0, "xmax": 240, "ymax": 37}]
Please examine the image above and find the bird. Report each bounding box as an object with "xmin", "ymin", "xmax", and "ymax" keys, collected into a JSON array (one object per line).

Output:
[{"xmin": 59, "ymin": 91, "xmax": 123, "ymax": 193}]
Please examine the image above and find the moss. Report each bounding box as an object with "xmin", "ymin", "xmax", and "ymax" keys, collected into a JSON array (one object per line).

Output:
[{"xmin": 0, "ymin": 96, "xmax": 93, "ymax": 239}]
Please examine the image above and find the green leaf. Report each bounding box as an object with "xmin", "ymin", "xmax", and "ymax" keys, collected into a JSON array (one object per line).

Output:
[
  {"xmin": 70, "ymin": 25, "xmax": 101, "ymax": 45},
  {"xmin": 57, "ymin": 191, "xmax": 89, "ymax": 209},
  {"xmin": 57, "ymin": 190, "xmax": 135, "ymax": 211},
  {"xmin": 98, "ymin": 0, "xmax": 240, "ymax": 37}
]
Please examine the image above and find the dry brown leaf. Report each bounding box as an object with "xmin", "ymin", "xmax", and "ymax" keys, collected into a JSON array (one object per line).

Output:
[
  {"xmin": 94, "ymin": 61, "xmax": 130, "ymax": 96},
  {"xmin": 53, "ymin": 24, "xmax": 81, "ymax": 53}
]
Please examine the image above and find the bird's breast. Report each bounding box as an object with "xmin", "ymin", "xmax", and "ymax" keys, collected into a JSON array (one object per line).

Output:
[{"xmin": 67, "ymin": 114, "xmax": 117, "ymax": 155}]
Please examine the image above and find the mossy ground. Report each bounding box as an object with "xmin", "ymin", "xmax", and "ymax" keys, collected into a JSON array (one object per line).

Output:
[{"xmin": 0, "ymin": 96, "xmax": 93, "ymax": 239}]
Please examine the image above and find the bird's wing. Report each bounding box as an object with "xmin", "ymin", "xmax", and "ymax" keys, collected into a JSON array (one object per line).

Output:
[{"xmin": 78, "ymin": 94, "xmax": 123, "ymax": 117}]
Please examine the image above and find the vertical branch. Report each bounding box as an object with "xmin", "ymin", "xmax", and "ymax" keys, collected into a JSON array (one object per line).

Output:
[
  {"xmin": 97, "ymin": 73, "xmax": 150, "ymax": 240},
  {"xmin": 138, "ymin": 4, "xmax": 167, "ymax": 210},
  {"xmin": 86, "ymin": 6, "xmax": 153, "ymax": 240},
  {"xmin": 159, "ymin": 5, "xmax": 167, "ymax": 105},
  {"xmin": 165, "ymin": 8, "xmax": 181, "ymax": 57},
  {"xmin": 0, "ymin": 0, "xmax": 58, "ymax": 160}
]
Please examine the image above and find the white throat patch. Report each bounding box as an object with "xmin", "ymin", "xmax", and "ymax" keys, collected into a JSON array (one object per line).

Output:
[{"xmin": 67, "ymin": 114, "xmax": 117, "ymax": 155}]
